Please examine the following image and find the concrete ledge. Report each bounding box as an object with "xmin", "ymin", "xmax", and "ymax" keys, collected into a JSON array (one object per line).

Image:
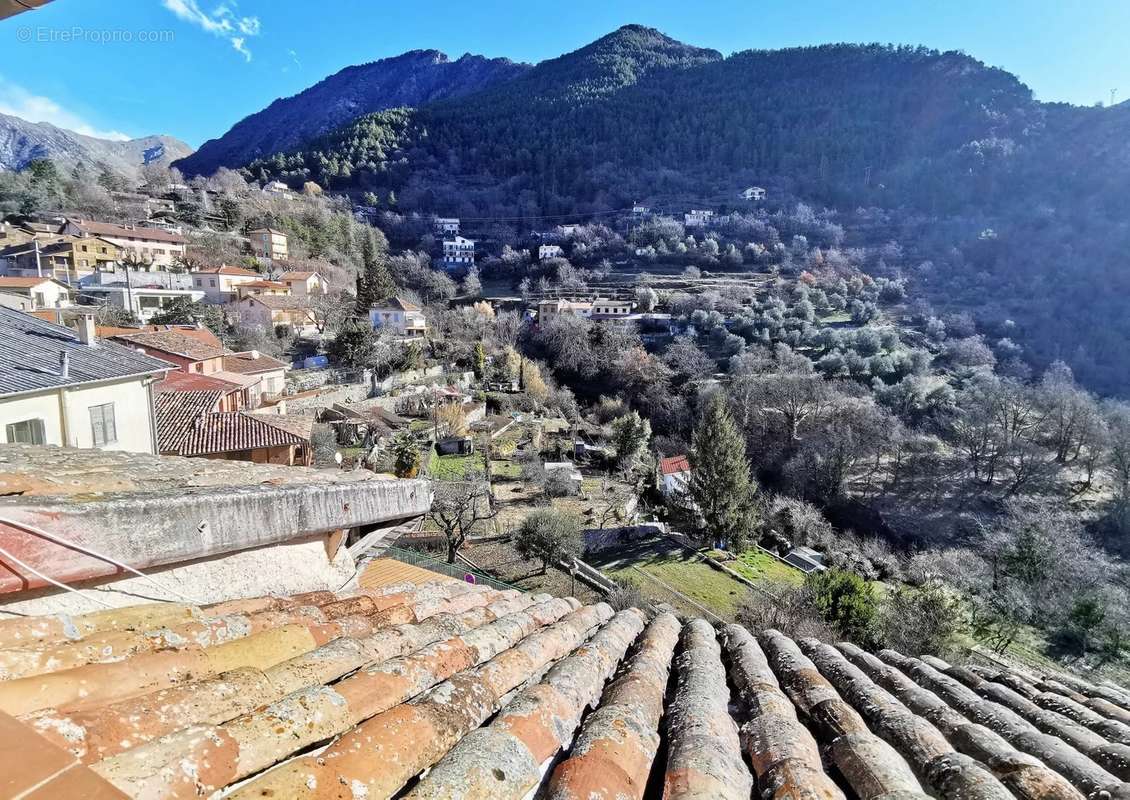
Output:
[{"xmin": 0, "ymin": 478, "xmax": 432, "ymax": 594}]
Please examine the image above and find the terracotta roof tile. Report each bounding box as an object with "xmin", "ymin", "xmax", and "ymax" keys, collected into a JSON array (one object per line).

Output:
[
  {"xmin": 3, "ymin": 564, "xmax": 1130, "ymax": 800},
  {"xmin": 659, "ymin": 454, "xmax": 691, "ymax": 476},
  {"xmin": 112, "ymin": 329, "xmax": 225, "ymax": 361}
]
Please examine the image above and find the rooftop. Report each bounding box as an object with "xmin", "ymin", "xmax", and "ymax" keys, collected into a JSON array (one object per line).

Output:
[
  {"xmin": 70, "ymin": 220, "xmax": 186, "ymax": 245},
  {"xmin": 1, "ymin": 556, "xmax": 1127, "ymax": 800},
  {"xmin": 659, "ymin": 453, "xmax": 692, "ymax": 475},
  {"xmin": 0, "ymin": 276, "xmax": 70, "ymax": 290},
  {"xmin": 243, "ymin": 294, "xmax": 314, "ymax": 311},
  {"xmin": 374, "ymin": 296, "xmax": 422, "ymax": 312},
  {"xmin": 111, "ymin": 330, "xmax": 225, "ymax": 361},
  {"xmin": 0, "ymin": 307, "xmax": 173, "ymax": 398},
  {"xmin": 168, "ymin": 410, "xmax": 308, "ymax": 457},
  {"xmin": 154, "ymin": 390, "xmax": 224, "ymax": 453},
  {"xmin": 278, "ymin": 270, "xmax": 319, "ymax": 281},
  {"xmin": 192, "ymin": 265, "xmax": 261, "ymax": 277},
  {"xmin": 220, "ymin": 351, "xmax": 289, "ymax": 375},
  {"xmin": 154, "ymin": 370, "xmax": 242, "ymax": 395}
]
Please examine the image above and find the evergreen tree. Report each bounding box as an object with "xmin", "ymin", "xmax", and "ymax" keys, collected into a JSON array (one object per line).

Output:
[
  {"xmin": 354, "ymin": 229, "xmax": 396, "ymax": 315},
  {"xmin": 689, "ymin": 394, "xmax": 757, "ymax": 550}
]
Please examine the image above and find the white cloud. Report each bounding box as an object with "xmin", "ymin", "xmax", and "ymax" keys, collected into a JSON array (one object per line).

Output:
[
  {"xmin": 162, "ymin": 0, "xmax": 261, "ymax": 62},
  {"xmin": 0, "ymin": 78, "xmax": 131, "ymax": 140}
]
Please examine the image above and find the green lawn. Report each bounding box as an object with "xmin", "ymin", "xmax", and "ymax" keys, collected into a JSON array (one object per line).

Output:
[
  {"xmin": 490, "ymin": 459, "xmax": 521, "ymax": 479},
  {"xmin": 429, "ymin": 452, "xmax": 478, "ymax": 480},
  {"xmin": 725, "ymin": 549, "xmax": 805, "ymax": 585},
  {"xmin": 588, "ymin": 538, "xmax": 750, "ymax": 620}
]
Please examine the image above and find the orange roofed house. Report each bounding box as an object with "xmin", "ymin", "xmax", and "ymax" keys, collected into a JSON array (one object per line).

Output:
[{"xmin": 191, "ymin": 264, "xmax": 263, "ymax": 304}]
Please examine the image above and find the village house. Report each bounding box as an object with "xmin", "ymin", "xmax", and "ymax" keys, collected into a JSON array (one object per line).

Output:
[
  {"xmin": 442, "ymin": 236, "xmax": 475, "ymax": 268},
  {"xmin": 235, "ymin": 279, "xmax": 292, "ymax": 300},
  {"xmin": 741, "ymin": 186, "xmax": 767, "ymax": 201},
  {"xmin": 632, "ymin": 204, "xmax": 651, "ymax": 216},
  {"xmin": 537, "ymin": 298, "xmax": 593, "ymax": 323},
  {"xmin": 249, "ymin": 227, "xmax": 289, "ymax": 261},
  {"xmin": 156, "ymin": 396, "xmax": 314, "ymax": 466},
  {"xmin": 0, "ymin": 309, "xmax": 172, "ymax": 452},
  {"xmin": 0, "ymin": 276, "xmax": 74, "ymax": 309},
  {"xmin": 538, "ymin": 244, "xmax": 564, "ymax": 260},
  {"xmin": 191, "ymin": 264, "xmax": 263, "ymax": 304},
  {"xmin": 112, "ymin": 328, "xmax": 227, "ymax": 375},
  {"xmin": 62, "ymin": 219, "xmax": 187, "ymax": 268},
  {"xmin": 433, "ymin": 217, "xmax": 460, "ymax": 236},
  {"xmin": 221, "ymin": 350, "xmax": 291, "ymax": 401},
  {"xmin": 591, "ymin": 298, "xmax": 634, "ymax": 320},
  {"xmin": 0, "ymin": 218, "xmax": 62, "ymax": 248},
  {"xmin": 79, "ymin": 270, "xmax": 205, "ymax": 323},
  {"xmin": 684, "ymin": 209, "xmax": 715, "ymax": 227},
  {"xmin": 237, "ymin": 293, "xmax": 319, "ymax": 336},
  {"xmin": 277, "ymin": 269, "xmax": 325, "ymax": 297},
  {"xmin": 0, "ymin": 235, "xmax": 120, "ymax": 282},
  {"xmin": 658, "ymin": 453, "xmax": 693, "ymax": 498},
  {"xmin": 262, "ymin": 179, "xmax": 294, "ymax": 198},
  {"xmin": 559, "ymin": 224, "xmax": 579, "ymax": 237},
  {"xmin": 369, "ymin": 296, "xmax": 427, "ymax": 338},
  {"xmin": 156, "ymin": 369, "xmax": 247, "ymax": 412}
]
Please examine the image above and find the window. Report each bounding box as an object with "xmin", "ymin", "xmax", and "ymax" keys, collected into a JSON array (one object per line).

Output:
[
  {"xmin": 6, "ymin": 418, "xmax": 45, "ymax": 445},
  {"xmin": 209, "ymin": 279, "xmax": 216, "ymax": 287},
  {"xmin": 89, "ymin": 403, "xmax": 117, "ymax": 446}
]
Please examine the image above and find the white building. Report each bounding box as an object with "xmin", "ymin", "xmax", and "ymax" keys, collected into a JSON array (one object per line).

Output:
[
  {"xmin": 263, "ymin": 180, "xmax": 294, "ymax": 199},
  {"xmin": 684, "ymin": 210, "xmax": 714, "ymax": 228},
  {"xmin": 191, "ymin": 265, "xmax": 263, "ymax": 304},
  {"xmin": 658, "ymin": 454, "xmax": 692, "ymax": 498},
  {"xmin": 0, "ymin": 277, "xmax": 73, "ymax": 310},
  {"xmin": 80, "ymin": 282, "xmax": 206, "ymax": 323},
  {"xmin": 741, "ymin": 186, "xmax": 767, "ymax": 201},
  {"xmin": 537, "ymin": 299, "xmax": 592, "ymax": 323},
  {"xmin": 538, "ymin": 244, "xmax": 564, "ymax": 261},
  {"xmin": 62, "ymin": 220, "xmax": 187, "ymax": 269},
  {"xmin": 369, "ymin": 296, "xmax": 427, "ymax": 338},
  {"xmin": 591, "ymin": 298, "xmax": 633, "ymax": 320},
  {"xmin": 632, "ymin": 205, "xmax": 651, "ymax": 216},
  {"xmin": 433, "ymin": 217, "xmax": 460, "ymax": 236},
  {"xmin": 442, "ymin": 236, "xmax": 475, "ymax": 268},
  {"xmin": 277, "ymin": 270, "xmax": 325, "ymax": 297},
  {"xmin": 0, "ymin": 308, "xmax": 172, "ymax": 453}
]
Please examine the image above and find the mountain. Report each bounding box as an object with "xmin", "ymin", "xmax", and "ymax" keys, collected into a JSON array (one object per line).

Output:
[
  {"xmin": 0, "ymin": 113, "xmax": 194, "ymax": 181},
  {"xmin": 235, "ymin": 26, "xmax": 1130, "ymax": 396},
  {"xmin": 174, "ymin": 50, "xmax": 530, "ymax": 177}
]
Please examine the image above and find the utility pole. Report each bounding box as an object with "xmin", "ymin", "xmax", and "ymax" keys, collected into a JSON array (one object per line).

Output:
[{"xmin": 33, "ymin": 238, "xmax": 42, "ymax": 278}]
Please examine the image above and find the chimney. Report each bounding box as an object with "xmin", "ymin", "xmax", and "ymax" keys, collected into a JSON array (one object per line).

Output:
[
  {"xmin": 59, "ymin": 352, "xmax": 70, "ymax": 379},
  {"xmin": 77, "ymin": 314, "xmax": 97, "ymax": 347}
]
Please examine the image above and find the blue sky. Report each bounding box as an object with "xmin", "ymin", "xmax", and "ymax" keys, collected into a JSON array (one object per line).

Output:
[{"xmin": 1, "ymin": 0, "xmax": 1128, "ymax": 147}]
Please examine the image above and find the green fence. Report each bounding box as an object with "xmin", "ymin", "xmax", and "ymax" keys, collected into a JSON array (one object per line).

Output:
[{"xmin": 377, "ymin": 545, "xmax": 520, "ymax": 592}]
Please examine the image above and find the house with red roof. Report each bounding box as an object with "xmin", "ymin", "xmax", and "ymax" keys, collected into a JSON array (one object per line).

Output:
[
  {"xmin": 190, "ymin": 265, "xmax": 263, "ymax": 304},
  {"xmin": 658, "ymin": 453, "xmax": 693, "ymax": 498}
]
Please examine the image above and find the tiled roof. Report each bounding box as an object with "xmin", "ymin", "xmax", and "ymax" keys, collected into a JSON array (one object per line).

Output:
[
  {"xmin": 659, "ymin": 453, "xmax": 691, "ymax": 475},
  {"xmin": 155, "ymin": 370, "xmax": 241, "ymax": 394},
  {"xmin": 222, "ymin": 351, "xmax": 289, "ymax": 374},
  {"xmin": 375, "ymin": 296, "xmax": 421, "ymax": 312},
  {"xmin": 97, "ymin": 325, "xmax": 223, "ymax": 349},
  {"xmin": 71, "ymin": 219, "xmax": 186, "ymax": 244},
  {"xmin": 2, "ymin": 563, "xmax": 1129, "ymax": 800},
  {"xmin": 154, "ymin": 390, "xmax": 225, "ymax": 453},
  {"xmin": 278, "ymin": 270, "xmax": 318, "ymax": 281},
  {"xmin": 192, "ymin": 265, "xmax": 261, "ymax": 277},
  {"xmin": 171, "ymin": 411, "xmax": 309, "ymax": 457},
  {"xmin": 112, "ymin": 330, "xmax": 225, "ymax": 361},
  {"xmin": 0, "ymin": 307, "xmax": 173, "ymax": 398},
  {"xmin": 0, "ymin": 276, "xmax": 70, "ymax": 289},
  {"xmin": 244, "ymin": 294, "xmax": 313, "ymax": 311},
  {"xmin": 239, "ymin": 279, "xmax": 289, "ymax": 290}
]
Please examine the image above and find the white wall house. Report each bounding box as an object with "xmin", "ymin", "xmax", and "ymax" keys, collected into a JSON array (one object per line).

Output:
[
  {"xmin": 0, "ymin": 277, "xmax": 73, "ymax": 310},
  {"xmin": 684, "ymin": 210, "xmax": 714, "ymax": 228},
  {"xmin": 82, "ymin": 285, "xmax": 207, "ymax": 323},
  {"xmin": 591, "ymin": 298, "xmax": 633, "ymax": 319},
  {"xmin": 369, "ymin": 297, "xmax": 427, "ymax": 338},
  {"xmin": 191, "ymin": 265, "xmax": 263, "ymax": 304},
  {"xmin": 538, "ymin": 244, "xmax": 564, "ymax": 261},
  {"xmin": 249, "ymin": 227, "xmax": 289, "ymax": 261},
  {"xmin": 433, "ymin": 217, "xmax": 460, "ymax": 236},
  {"xmin": 442, "ymin": 237, "xmax": 475, "ymax": 268},
  {"xmin": 0, "ymin": 309, "xmax": 172, "ymax": 453},
  {"xmin": 658, "ymin": 454, "xmax": 692, "ymax": 498},
  {"xmin": 277, "ymin": 270, "xmax": 325, "ymax": 297},
  {"xmin": 741, "ymin": 186, "xmax": 767, "ymax": 201}
]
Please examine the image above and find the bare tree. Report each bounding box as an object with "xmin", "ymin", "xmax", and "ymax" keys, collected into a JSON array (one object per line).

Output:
[{"xmin": 429, "ymin": 477, "xmax": 495, "ymax": 563}]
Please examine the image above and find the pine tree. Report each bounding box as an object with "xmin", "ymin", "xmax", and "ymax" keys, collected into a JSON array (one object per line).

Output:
[
  {"xmin": 689, "ymin": 394, "xmax": 757, "ymax": 550},
  {"xmin": 354, "ymin": 229, "xmax": 396, "ymax": 315}
]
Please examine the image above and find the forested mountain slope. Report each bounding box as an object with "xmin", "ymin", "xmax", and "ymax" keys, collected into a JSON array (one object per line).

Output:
[
  {"xmin": 174, "ymin": 49, "xmax": 529, "ymax": 177},
  {"xmin": 239, "ymin": 26, "xmax": 1130, "ymax": 395}
]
